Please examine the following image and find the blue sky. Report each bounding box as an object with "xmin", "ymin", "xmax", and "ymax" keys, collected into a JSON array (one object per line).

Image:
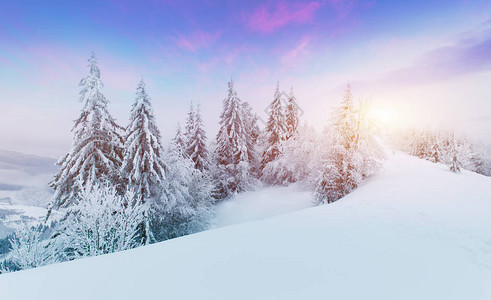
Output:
[{"xmin": 1, "ymin": 0, "xmax": 490, "ymax": 157}]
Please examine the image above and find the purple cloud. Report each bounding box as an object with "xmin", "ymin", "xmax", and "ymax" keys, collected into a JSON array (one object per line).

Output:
[
  {"xmin": 175, "ymin": 30, "xmax": 222, "ymax": 52},
  {"xmin": 355, "ymin": 29, "xmax": 491, "ymax": 91},
  {"xmin": 243, "ymin": 1, "xmax": 321, "ymax": 33},
  {"xmin": 386, "ymin": 37, "xmax": 491, "ymax": 85},
  {"xmin": 280, "ymin": 35, "xmax": 312, "ymax": 66}
]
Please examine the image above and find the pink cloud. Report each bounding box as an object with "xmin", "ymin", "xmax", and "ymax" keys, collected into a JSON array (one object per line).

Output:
[
  {"xmin": 175, "ymin": 30, "xmax": 222, "ymax": 52},
  {"xmin": 281, "ymin": 35, "xmax": 312, "ymax": 66},
  {"xmin": 244, "ymin": 1, "xmax": 321, "ymax": 33},
  {"xmin": 197, "ymin": 58, "xmax": 219, "ymax": 72}
]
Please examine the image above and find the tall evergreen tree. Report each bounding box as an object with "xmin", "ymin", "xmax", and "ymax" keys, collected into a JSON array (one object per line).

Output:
[
  {"xmin": 122, "ymin": 79, "xmax": 166, "ymax": 205},
  {"xmin": 261, "ymin": 82, "xmax": 286, "ymax": 172},
  {"xmin": 153, "ymin": 139, "xmax": 213, "ymax": 241},
  {"xmin": 285, "ymin": 86, "xmax": 300, "ymax": 140},
  {"xmin": 48, "ymin": 53, "xmax": 123, "ymax": 217},
  {"xmin": 184, "ymin": 102, "xmax": 195, "ymax": 158},
  {"xmin": 172, "ymin": 122, "xmax": 186, "ymax": 155},
  {"xmin": 186, "ymin": 104, "xmax": 210, "ymax": 172},
  {"xmin": 448, "ymin": 134, "xmax": 461, "ymax": 173},
  {"xmin": 241, "ymin": 101, "xmax": 261, "ymax": 176},
  {"xmin": 430, "ymin": 135, "xmax": 441, "ymax": 163},
  {"xmin": 315, "ymin": 83, "xmax": 384, "ymax": 203},
  {"xmin": 121, "ymin": 79, "xmax": 166, "ymax": 245},
  {"xmin": 214, "ymin": 80, "xmax": 255, "ymax": 197}
]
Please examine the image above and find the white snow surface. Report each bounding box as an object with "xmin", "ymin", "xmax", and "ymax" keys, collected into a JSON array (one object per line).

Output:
[
  {"xmin": 213, "ymin": 183, "xmax": 315, "ymax": 227},
  {"xmin": 1, "ymin": 151, "xmax": 491, "ymax": 299}
]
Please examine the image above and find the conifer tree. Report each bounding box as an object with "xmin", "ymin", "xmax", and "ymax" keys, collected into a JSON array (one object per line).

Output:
[
  {"xmin": 285, "ymin": 87, "xmax": 300, "ymax": 140},
  {"xmin": 214, "ymin": 80, "xmax": 255, "ymax": 197},
  {"xmin": 172, "ymin": 122, "xmax": 186, "ymax": 154},
  {"xmin": 48, "ymin": 53, "xmax": 123, "ymax": 217},
  {"xmin": 448, "ymin": 135, "xmax": 461, "ymax": 173},
  {"xmin": 430, "ymin": 136, "xmax": 441, "ymax": 163},
  {"xmin": 153, "ymin": 140, "xmax": 213, "ymax": 240},
  {"xmin": 121, "ymin": 79, "xmax": 166, "ymax": 245},
  {"xmin": 184, "ymin": 102, "xmax": 195, "ymax": 158},
  {"xmin": 122, "ymin": 79, "xmax": 166, "ymax": 205},
  {"xmin": 186, "ymin": 104, "xmax": 210, "ymax": 172},
  {"xmin": 315, "ymin": 83, "xmax": 384, "ymax": 203},
  {"xmin": 261, "ymin": 82, "xmax": 286, "ymax": 172},
  {"xmin": 242, "ymin": 101, "xmax": 261, "ymax": 176}
]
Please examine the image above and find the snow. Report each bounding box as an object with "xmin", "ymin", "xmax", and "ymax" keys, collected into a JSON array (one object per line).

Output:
[
  {"xmin": 1, "ymin": 151, "xmax": 491, "ymax": 299},
  {"xmin": 213, "ymin": 183, "xmax": 315, "ymax": 227}
]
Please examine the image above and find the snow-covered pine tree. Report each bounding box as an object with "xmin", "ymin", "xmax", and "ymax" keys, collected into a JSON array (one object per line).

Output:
[
  {"xmin": 172, "ymin": 122, "xmax": 187, "ymax": 155},
  {"xmin": 48, "ymin": 53, "xmax": 123, "ymax": 218},
  {"xmin": 153, "ymin": 140, "xmax": 213, "ymax": 241},
  {"xmin": 184, "ymin": 102, "xmax": 195, "ymax": 158},
  {"xmin": 121, "ymin": 79, "xmax": 166, "ymax": 245},
  {"xmin": 241, "ymin": 101, "xmax": 261, "ymax": 177},
  {"xmin": 262, "ymin": 123, "xmax": 320, "ymax": 186},
  {"xmin": 186, "ymin": 104, "xmax": 210, "ymax": 172},
  {"xmin": 260, "ymin": 82, "xmax": 286, "ymax": 174},
  {"xmin": 214, "ymin": 80, "xmax": 256, "ymax": 198},
  {"xmin": 430, "ymin": 134, "xmax": 441, "ymax": 163},
  {"xmin": 122, "ymin": 79, "xmax": 166, "ymax": 205},
  {"xmin": 315, "ymin": 83, "xmax": 384, "ymax": 204},
  {"xmin": 448, "ymin": 134, "xmax": 462, "ymax": 173},
  {"xmin": 285, "ymin": 86, "xmax": 300, "ymax": 140},
  {"xmin": 449, "ymin": 150, "xmax": 462, "ymax": 173}
]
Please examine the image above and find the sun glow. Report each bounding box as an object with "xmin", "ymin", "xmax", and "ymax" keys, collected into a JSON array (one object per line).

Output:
[
  {"xmin": 369, "ymin": 108, "xmax": 397, "ymax": 125},
  {"xmin": 366, "ymin": 104, "xmax": 407, "ymax": 131}
]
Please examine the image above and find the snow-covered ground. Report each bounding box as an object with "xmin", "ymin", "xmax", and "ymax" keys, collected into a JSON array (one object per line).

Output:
[
  {"xmin": 1, "ymin": 151, "xmax": 490, "ymax": 299},
  {"xmin": 0, "ymin": 149, "xmax": 56, "ymax": 237},
  {"xmin": 213, "ymin": 183, "xmax": 315, "ymax": 227}
]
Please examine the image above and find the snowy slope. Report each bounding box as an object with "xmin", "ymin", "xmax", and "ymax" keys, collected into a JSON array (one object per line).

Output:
[
  {"xmin": 1, "ymin": 151, "xmax": 490, "ymax": 300},
  {"xmin": 213, "ymin": 183, "xmax": 315, "ymax": 227},
  {"xmin": 0, "ymin": 149, "xmax": 57, "ymax": 237}
]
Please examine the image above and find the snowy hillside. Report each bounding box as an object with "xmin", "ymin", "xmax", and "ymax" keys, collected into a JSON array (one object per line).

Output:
[
  {"xmin": 0, "ymin": 150, "xmax": 56, "ymax": 237},
  {"xmin": 1, "ymin": 151, "xmax": 490, "ymax": 300}
]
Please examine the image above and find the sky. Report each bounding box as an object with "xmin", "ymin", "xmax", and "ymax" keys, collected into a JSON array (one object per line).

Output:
[{"xmin": 0, "ymin": 0, "xmax": 490, "ymax": 158}]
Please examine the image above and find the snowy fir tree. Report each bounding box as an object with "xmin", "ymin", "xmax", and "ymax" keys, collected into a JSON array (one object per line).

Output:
[
  {"xmin": 122, "ymin": 79, "xmax": 166, "ymax": 205},
  {"xmin": 448, "ymin": 135, "xmax": 462, "ymax": 173},
  {"xmin": 48, "ymin": 53, "xmax": 123, "ymax": 218},
  {"xmin": 262, "ymin": 123, "xmax": 320, "ymax": 186},
  {"xmin": 214, "ymin": 80, "xmax": 257, "ymax": 198},
  {"xmin": 153, "ymin": 141, "xmax": 213, "ymax": 240},
  {"xmin": 186, "ymin": 104, "xmax": 210, "ymax": 172},
  {"xmin": 241, "ymin": 101, "xmax": 261, "ymax": 176},
  {"xmin": 260, "ymin": 82, "xmax": 287, "ymax": 177},
  {"xmin": 449, "ymin": 153, "xmax": 461, "ymax": 173},
  {"xmin": 315, "ymin": 83, "xmax": 384, "ymax": 204},
  {"xmin": 285, "ymin": 87, "xmax": 300, "ymax": 140},
  {"xmin": 430, "ymin": 135, "xmax": 441, "ymax": 163},
  {"xmin": 184, "ymin": 102, "xmax": 195, "ymax": 158},
  {"xmin": 172, "ymin": 122, "xmax": 187, "ymax": 154},
  {"xmin": 121, "ymin": 79, "xmax": 166, "ymax": 244}
]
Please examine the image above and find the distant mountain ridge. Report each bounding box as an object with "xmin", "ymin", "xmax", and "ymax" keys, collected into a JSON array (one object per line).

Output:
[
  {"xmin": 0, "ymin": 149, "xmax": 57, "ymax": 237},
  {"xmin": 0, "ymin": 149, "xmax": 56, "ymax": 207},
  {"xmin": 0, "ymin": 149, "xmax": 57, "ymax": 176}
]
